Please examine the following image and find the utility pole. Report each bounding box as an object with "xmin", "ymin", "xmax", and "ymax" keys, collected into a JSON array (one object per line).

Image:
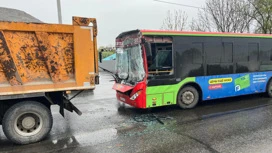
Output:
[{"xmin": 57, "ymin": 0, "xmax": 62, "ymax": 24}]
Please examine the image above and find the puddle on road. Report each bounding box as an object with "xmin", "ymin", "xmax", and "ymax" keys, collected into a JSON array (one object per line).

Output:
[
  {"xmin": 50, "ymin": 128, "xmax": 117, "ymax": 149},
  {"xmin": 45, "ymin": 114, "xmax": 175, "ymax": 152},
  {"xmin": 74, "ymin": 128, "xmax": 117, "ymax": 146}
]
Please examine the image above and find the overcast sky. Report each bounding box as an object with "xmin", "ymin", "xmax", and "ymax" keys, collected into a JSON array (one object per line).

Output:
[{"xmin": 1, "ymin": 0, "xmax": 205, "ymax": 47}]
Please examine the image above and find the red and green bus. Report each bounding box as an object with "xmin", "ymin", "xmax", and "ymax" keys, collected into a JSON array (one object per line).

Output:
[{"xmin": 113, "ymin": 30, "xmax": 272, "ymax": 109}]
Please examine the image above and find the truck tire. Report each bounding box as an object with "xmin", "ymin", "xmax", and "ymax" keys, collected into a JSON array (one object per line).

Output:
[
  {"xmin": 2, "ymin": 101, "xmax": 53, "ymax": 145},
  {"xmin": 177, "ymin": 86, "xmax": 199, "ymax": 109}
]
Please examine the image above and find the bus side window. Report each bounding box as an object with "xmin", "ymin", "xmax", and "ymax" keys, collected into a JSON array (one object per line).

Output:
[
  {"xmin": 148, "ymin": 43, "xmax": 173, "ymax": 75},
  {"xmin": 248, "ymin": 43, "xmax": 259, "ymax": 61}
]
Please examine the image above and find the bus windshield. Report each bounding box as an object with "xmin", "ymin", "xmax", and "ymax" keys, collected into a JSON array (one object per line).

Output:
[{"xmin": 116, "ymin": 45, "xmax": 145, "ymax": 84}]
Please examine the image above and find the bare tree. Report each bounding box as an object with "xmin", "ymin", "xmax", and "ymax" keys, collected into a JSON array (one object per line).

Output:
[
  {"xmin": 161, "ymin": 10, "xmax": 188, "ymax": 31},
  {"xmin": 248, "ymin": 0, "xmax": 272, "ymax": 34},
  {"xmin": 191, "ymin": 0, "xmax": 253, "ymax": 33},
  {"xmin": 190, "ymin": 11, "xmax": 212, "ymax": 32}
]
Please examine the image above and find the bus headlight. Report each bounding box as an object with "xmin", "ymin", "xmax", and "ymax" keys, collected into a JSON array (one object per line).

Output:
[{"xmin": 130, "ymin": 90, "xmax": 142, "ymax": 100}]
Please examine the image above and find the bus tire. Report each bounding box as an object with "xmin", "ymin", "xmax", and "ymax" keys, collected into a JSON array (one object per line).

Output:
[
  {"xmin": 2, "ymin": 101, "xmax": 53, "ymax": 145},
  {"xmin": 177, "ymin": 86, "xmax": 199, "ymax": 109},
  {"xmin": 267, "ymin": 79, "xmax": 272, "ymax": 98}
]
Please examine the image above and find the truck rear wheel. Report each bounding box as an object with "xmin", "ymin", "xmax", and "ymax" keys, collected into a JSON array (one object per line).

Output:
[
  {"xmin": 177, "ymin": 86, "xmax": 199, "ymax": 109},
  {"xmin": 2, "ymin": 101, "xmax": 53, "ymax": 145}
]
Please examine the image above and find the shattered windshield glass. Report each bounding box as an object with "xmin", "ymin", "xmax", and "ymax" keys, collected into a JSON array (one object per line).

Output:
[{"xmin": 116, "ymin": 45, "xmax": 145, "ymax": 83}]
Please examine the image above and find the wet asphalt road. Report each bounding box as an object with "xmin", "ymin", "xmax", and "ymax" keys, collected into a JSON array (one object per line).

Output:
[{"xmin": 2, "ymin": 71, "xmax": 272, "ymax": 153}]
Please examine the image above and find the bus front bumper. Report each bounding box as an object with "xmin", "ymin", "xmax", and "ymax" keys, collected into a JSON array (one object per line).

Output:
[
  {"xmin": 113, "ymin": 83, "xmax": 146, "ymax": 109},
  {"xmin": 116, "ymin": 92, "xmax": 139, "ymax": 108}
]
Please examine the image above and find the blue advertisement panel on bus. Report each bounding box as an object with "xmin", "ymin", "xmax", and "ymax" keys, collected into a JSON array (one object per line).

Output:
[{"xmin": 196, "ymin": 72, "xmax": 271, "ymax": 100}]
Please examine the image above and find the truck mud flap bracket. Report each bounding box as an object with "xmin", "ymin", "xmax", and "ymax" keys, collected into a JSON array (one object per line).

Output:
[
  {"xmin": 59, "ymin": 91, "xmax": 84, "ymax": 117},
  {"xmin": 59, "ymin": 98, "xmax": 82, "ymax": 117}
]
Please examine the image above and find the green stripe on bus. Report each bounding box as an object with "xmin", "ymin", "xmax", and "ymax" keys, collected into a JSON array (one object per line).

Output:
[
  {"xmin": 146, "ymin": 77, "xmax": 196, "ymax": 108},
  {"xmin": 142, "ymin": 32, "xmax": 272, "ymax": 38}
]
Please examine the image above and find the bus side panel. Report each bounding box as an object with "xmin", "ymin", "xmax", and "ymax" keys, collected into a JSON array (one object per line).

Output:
[
  {"xmin": 196, "ymin": 72, "xmax": 271, "ymax": 100},
  {"xmin": 146, "ymin": 77, "xmax": 196, "ymax": 108}
]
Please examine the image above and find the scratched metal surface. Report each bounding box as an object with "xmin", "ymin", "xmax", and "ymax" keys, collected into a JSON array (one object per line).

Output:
[
  {"xmin": 0, "ymin": 31, "xmax": 74, "ymax": 85},
  {"xmin": 0, "ymin": 17, "xmax": 98, "ymax": 95}
]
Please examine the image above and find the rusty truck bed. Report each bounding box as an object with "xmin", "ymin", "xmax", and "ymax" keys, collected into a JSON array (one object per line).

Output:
[{"xmin": 0, "ymin": 17, "xmax": 98, "ymax": 95}]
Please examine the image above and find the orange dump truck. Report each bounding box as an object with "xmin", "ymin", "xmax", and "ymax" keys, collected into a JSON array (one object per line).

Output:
[{"xmin": 0, "ymin": 17, "xmax": 99, "ymax": 144}]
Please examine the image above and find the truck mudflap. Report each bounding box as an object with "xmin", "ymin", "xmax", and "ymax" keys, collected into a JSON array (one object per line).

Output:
[{"xmin": 95, "ymin": 75, "xmax": 100, "ymax": 84}]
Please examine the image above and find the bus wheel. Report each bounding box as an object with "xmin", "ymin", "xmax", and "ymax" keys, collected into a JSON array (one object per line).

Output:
[
  {"xmin": 267, "ymin": 80, "xmax": 272, "ymax": 98},
  {"xmin": 177, "ymin": 86, "xmax": 199, "ymax": 109},
  {"xmin": 2, "ymin": 101, "xmax": 53, "ymax": 145}
]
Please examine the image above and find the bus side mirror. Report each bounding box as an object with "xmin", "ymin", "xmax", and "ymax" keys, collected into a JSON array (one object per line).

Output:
[{"xmin": 144, "ymin": 42, "xmax": 152, "ymax": 57}]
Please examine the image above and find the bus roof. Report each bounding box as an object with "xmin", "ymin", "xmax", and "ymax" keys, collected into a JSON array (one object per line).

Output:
[{"xmin": 140, "ymin": 29, "xmax": 272, "ymax": 38}]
